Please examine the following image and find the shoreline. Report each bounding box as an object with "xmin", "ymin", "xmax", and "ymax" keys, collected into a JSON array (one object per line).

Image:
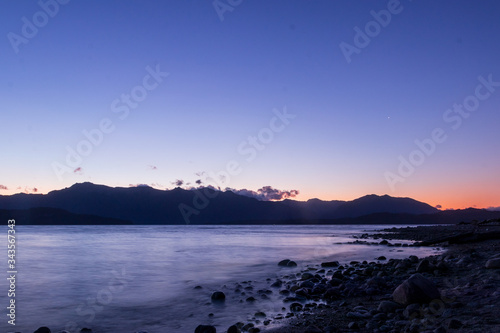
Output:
[
  {"xmin": 11, "ymin": 222, "xmax": 500, "ymax": 333},
  {"xmin": 253, "ymin": 223, "xmax": 500, "ymax": 333}
]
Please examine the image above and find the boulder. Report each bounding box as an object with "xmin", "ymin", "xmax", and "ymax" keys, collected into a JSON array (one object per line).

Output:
[
  {"xmin": 278, "ymin": 259, "xmax": 297, "ymax": 267},
  {"xmin": 392, "ymin": 273, "xmax": 440, "ymax": 305},
  {"xmin": 195, "ymin": 325, "xmax": 216, "ymax": 333},
  {"xmin": 321, "ymin": 261, "xmax": 339, "ymax": 267},
  {"xmin": 34, "ymin": 328, "xmax": 51, "ymax": 333},
  {"xmin": 211, "ymin": 291, "xmax": 225, "ymax": 302}
]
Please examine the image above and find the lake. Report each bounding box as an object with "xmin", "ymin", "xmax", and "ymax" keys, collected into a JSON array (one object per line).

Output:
[{"xmin": 1, "ymin": 225, "xmax": 443, "ymax": 333}]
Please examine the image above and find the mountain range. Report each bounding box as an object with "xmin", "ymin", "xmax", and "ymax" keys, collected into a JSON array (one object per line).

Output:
[{"xmin": 0, "ymin": 182, "xmax": 498, "ymax": 225}]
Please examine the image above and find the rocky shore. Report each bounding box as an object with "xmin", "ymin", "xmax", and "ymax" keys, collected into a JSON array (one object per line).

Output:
[{"xmin": 17, "ymin": 222, "xmax": 500, "ymax": 333}]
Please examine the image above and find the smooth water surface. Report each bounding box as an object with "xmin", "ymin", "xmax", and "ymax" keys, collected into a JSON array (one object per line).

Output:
[{"xmin": 0, "ymin": 225, "xmax": 443, "ymax": 332}]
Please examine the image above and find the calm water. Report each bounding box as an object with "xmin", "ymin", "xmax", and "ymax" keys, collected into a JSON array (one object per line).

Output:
[{"xmin": 1, "ymin": 225, "xmax": 442, "ymax": 333}]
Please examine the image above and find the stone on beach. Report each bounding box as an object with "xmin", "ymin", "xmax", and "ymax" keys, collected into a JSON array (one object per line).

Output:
[
  {"xmin": 34, "ymin": 327, "xmax": 51, "ymax": 333},
  {"xmin": 278, "ymin": 259, "xmax": 297, "ymax": 267},
  {"xmin": 211, "ymin": 291, "xmax": 226, "ymax": 302},
  {"xmin": 392, "ymin": 273, "xmax": 440, "ymax": 305},
  {"xmin": 321, "ymin": 261, "xmax": 339, "ymax": 267},
  {"xmin": 195, "ymin": 325, "xmax": 216, "ymax": 333}
]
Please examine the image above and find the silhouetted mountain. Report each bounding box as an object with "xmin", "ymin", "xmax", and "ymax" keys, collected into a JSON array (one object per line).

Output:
[
  {"xmin": 0, "ymin": 182, "xmax": 471, "ymax": 225},
  {"xmin": 0, "ymin": 207, "xmax": 132, "ymax": 225}
]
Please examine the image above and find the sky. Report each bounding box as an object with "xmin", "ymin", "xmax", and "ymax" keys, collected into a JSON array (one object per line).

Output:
[{"xmin": 1, "ymin": 0, "xmax": 499, "ymax": 210}]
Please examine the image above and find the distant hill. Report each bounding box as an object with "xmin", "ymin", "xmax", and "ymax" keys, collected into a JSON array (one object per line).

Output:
[
  {"xmin": 0, "ymin": 207, "xmax": 132, "ymax": 225},
  {"xmin": 1, "ymin": 182, "xmax": 490, "ymax": 225}
]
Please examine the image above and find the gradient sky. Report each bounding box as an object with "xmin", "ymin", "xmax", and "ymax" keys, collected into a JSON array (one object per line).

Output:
[{"xmin": 1, "ymin": 0, "xmax": 499, "ymax": 209}]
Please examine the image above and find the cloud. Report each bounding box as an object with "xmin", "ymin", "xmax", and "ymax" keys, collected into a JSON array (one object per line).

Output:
[
  {"xmin": 195, "ymin": 179, "xmax": 202, "ymax": 185},
  {"xmin": 435, "ymin": 205, "xmax": 442, "ymax": 209},
  {"xmin": 171, "ymin": 179, "xmax": 184, "ymax": 187},
  {"xmin": 74, "ymin": 167, "xmax": 83, "ymax": 174},
  {"xmin": 23, "ymin": 187, "xmax": 38, "ymax": 193},
  {"xmin": 129, "ymin": 184, "xmax": 150, "ymax": 188},
  {"xmin": 487, "ymin": 206, "xmax": 500, "ymax": 211},
  {"xmin": 148, "ymin": 165, "xmax": 158, "ymax": 170},
  {"xmin": 226, "ymin": 186, "xmax": 299, "ymax": 201},
  {"xmin": 0, "ymin": 185, "xmax": 8, "ymax": 190}
]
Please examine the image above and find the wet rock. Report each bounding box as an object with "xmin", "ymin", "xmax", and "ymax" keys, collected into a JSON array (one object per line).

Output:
[
  {"xmin": 211, "ymin": 291, "xmax": 226, "ymax": 302},
  {"xmin": 392, "ymin": 273, "xmax": 440, "ymax": 305},
  {"xmin": 246, "ymin": 296, "xmax": 256, "ymax": 302},
  {"xmin": 377, "ymin": 256, "xmax": 387, "ymax": 260},
  {"xmin": 278, "ymin": 259, "xmax": 297, "ymax": 267},
  {"xmin": 433, "ymin": 327, "xmax": 446, "ymax": 333},
  {"xmin": 321, "ymin": 261, "xmax": 339, "ymax": 267},
  {"xmin": 80, "ymin": 329, "xmax": 92, "ymax": 333},
  {"xmin": 242, "ymin": 323, "xmax": 254, "ymax": 331},
  {"xmin": 34, "ymin": 328, "xmax": 51, "ymax": 333},
  {"xmin": 485, "ymin": 258, "xmax": 500, "ymax": 268},
  {"xmin": 195, "ymin": 325, "xmax": 216, "ymax": 333},
  {"xmin": 290, "ymin": 302, "xmax": 303, "ymax": 312},
  {"xmin": 248, "ymin": 328, "xmax": 260, "ymax": 333},
  {"xmin": 227, "ymin": 325, "xmax": 240, "ymax": 333},
  {"xmin": 255, "ymin": 311, "xmax": 266, "ymax": 317},
  {"xmin": 409, "ymin": 255, "xmax": 419, "ymax": 263}
]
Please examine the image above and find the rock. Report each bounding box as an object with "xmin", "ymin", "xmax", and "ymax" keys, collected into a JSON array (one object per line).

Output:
[
  {"xmin": 194, "ymin": 285, "xmax": 203, "ymax": 289},
  {"xmin": 377, "ymin": 256, "xmax": 387, "ymax": 260},
  {"xmin": 80, "ymin": 329, "xmax": 92, "ymax": 333},
  {"xmin": 227, "ymin": 325, "xmax": 240, "ymax": 333},
  {"xmin": 290, "ymin": 302, "xmax": 303, "ymax": 312},
  {"xmin": 409, "ymin": 255, "xmax": 419, "ymax": 263},
  {"xmin": 448, "ymin": 319, "xmax": 463, "ymax": 329},
  {"xmin": 416, "ymin": 259, "xmax": 431, "ymax": 273},
  {"xmin": 347, "ymin": 322, "xmax": 358, "ymax": 329},
  {"xmin": 346, "ymin": 311, "xmax": 371, "ymax": 319},
  {"xmin": 255, "ymin": 311, "xmax": 266, "ymax": 317},
  {"xmin": 248, "ymin": 328, "xmax": 260, "ymax": 333},
  {"xmin": 403, "ymin": 303, "xmax": 421, "ymax": 318},
  {"xmin": 246, "ymin": 296, "xmax": 256, "ymax": 302},
  {"xmin": 301, "ymin": 272, "xmax": 315, "ymax": 280},
  {"xmin": 392, "ymin": 273, "xmax": 440, "ymax": 305},
  {"xmin": 195, "ymin": 325, "xmax": 216, "ymax": 333},
  {"xmin": 242, "ymin": 323, "xmax": 254, "ymax": 331},
  {"xmin": 433, "ymin": 327, "xmax": 446, "ymax": 333},
  {"xmin": 211, "ymin": 291, "xmax": 225, "ymax": 302},
  {"xmin": 380, "ymin": 240, "xmax": 389, "ymax": 245},
  {"xmin": 278, "ymin": 259, "xmax": 291, "ymax": 266},
  {"xmin": 321, "ymin": 261, "xmax": 339, "ymax": 267},
  {"xmin": 378, "ymin": 300, "xmax": 401, "ymax": 313},
  {"xmin": 278, "ymin": 259, "xmax": 297, "ymax": 267},
  {"xmin": 485, "ymin": 258, "xmax": 500, "ymax": 268},
  {"xmin": 34, "ymin": 328, "xmax": 51, "ymax": 333}
]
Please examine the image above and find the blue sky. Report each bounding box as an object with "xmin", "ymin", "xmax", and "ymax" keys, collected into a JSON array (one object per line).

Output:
[{"xmin": 1, "ymin": 0, "xmax": 500, "ymax": 209}]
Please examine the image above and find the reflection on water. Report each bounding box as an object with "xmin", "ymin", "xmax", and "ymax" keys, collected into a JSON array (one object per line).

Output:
[{"xmin": 0, "ymin": 225, "xmax": 442, "ymax": 332}]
